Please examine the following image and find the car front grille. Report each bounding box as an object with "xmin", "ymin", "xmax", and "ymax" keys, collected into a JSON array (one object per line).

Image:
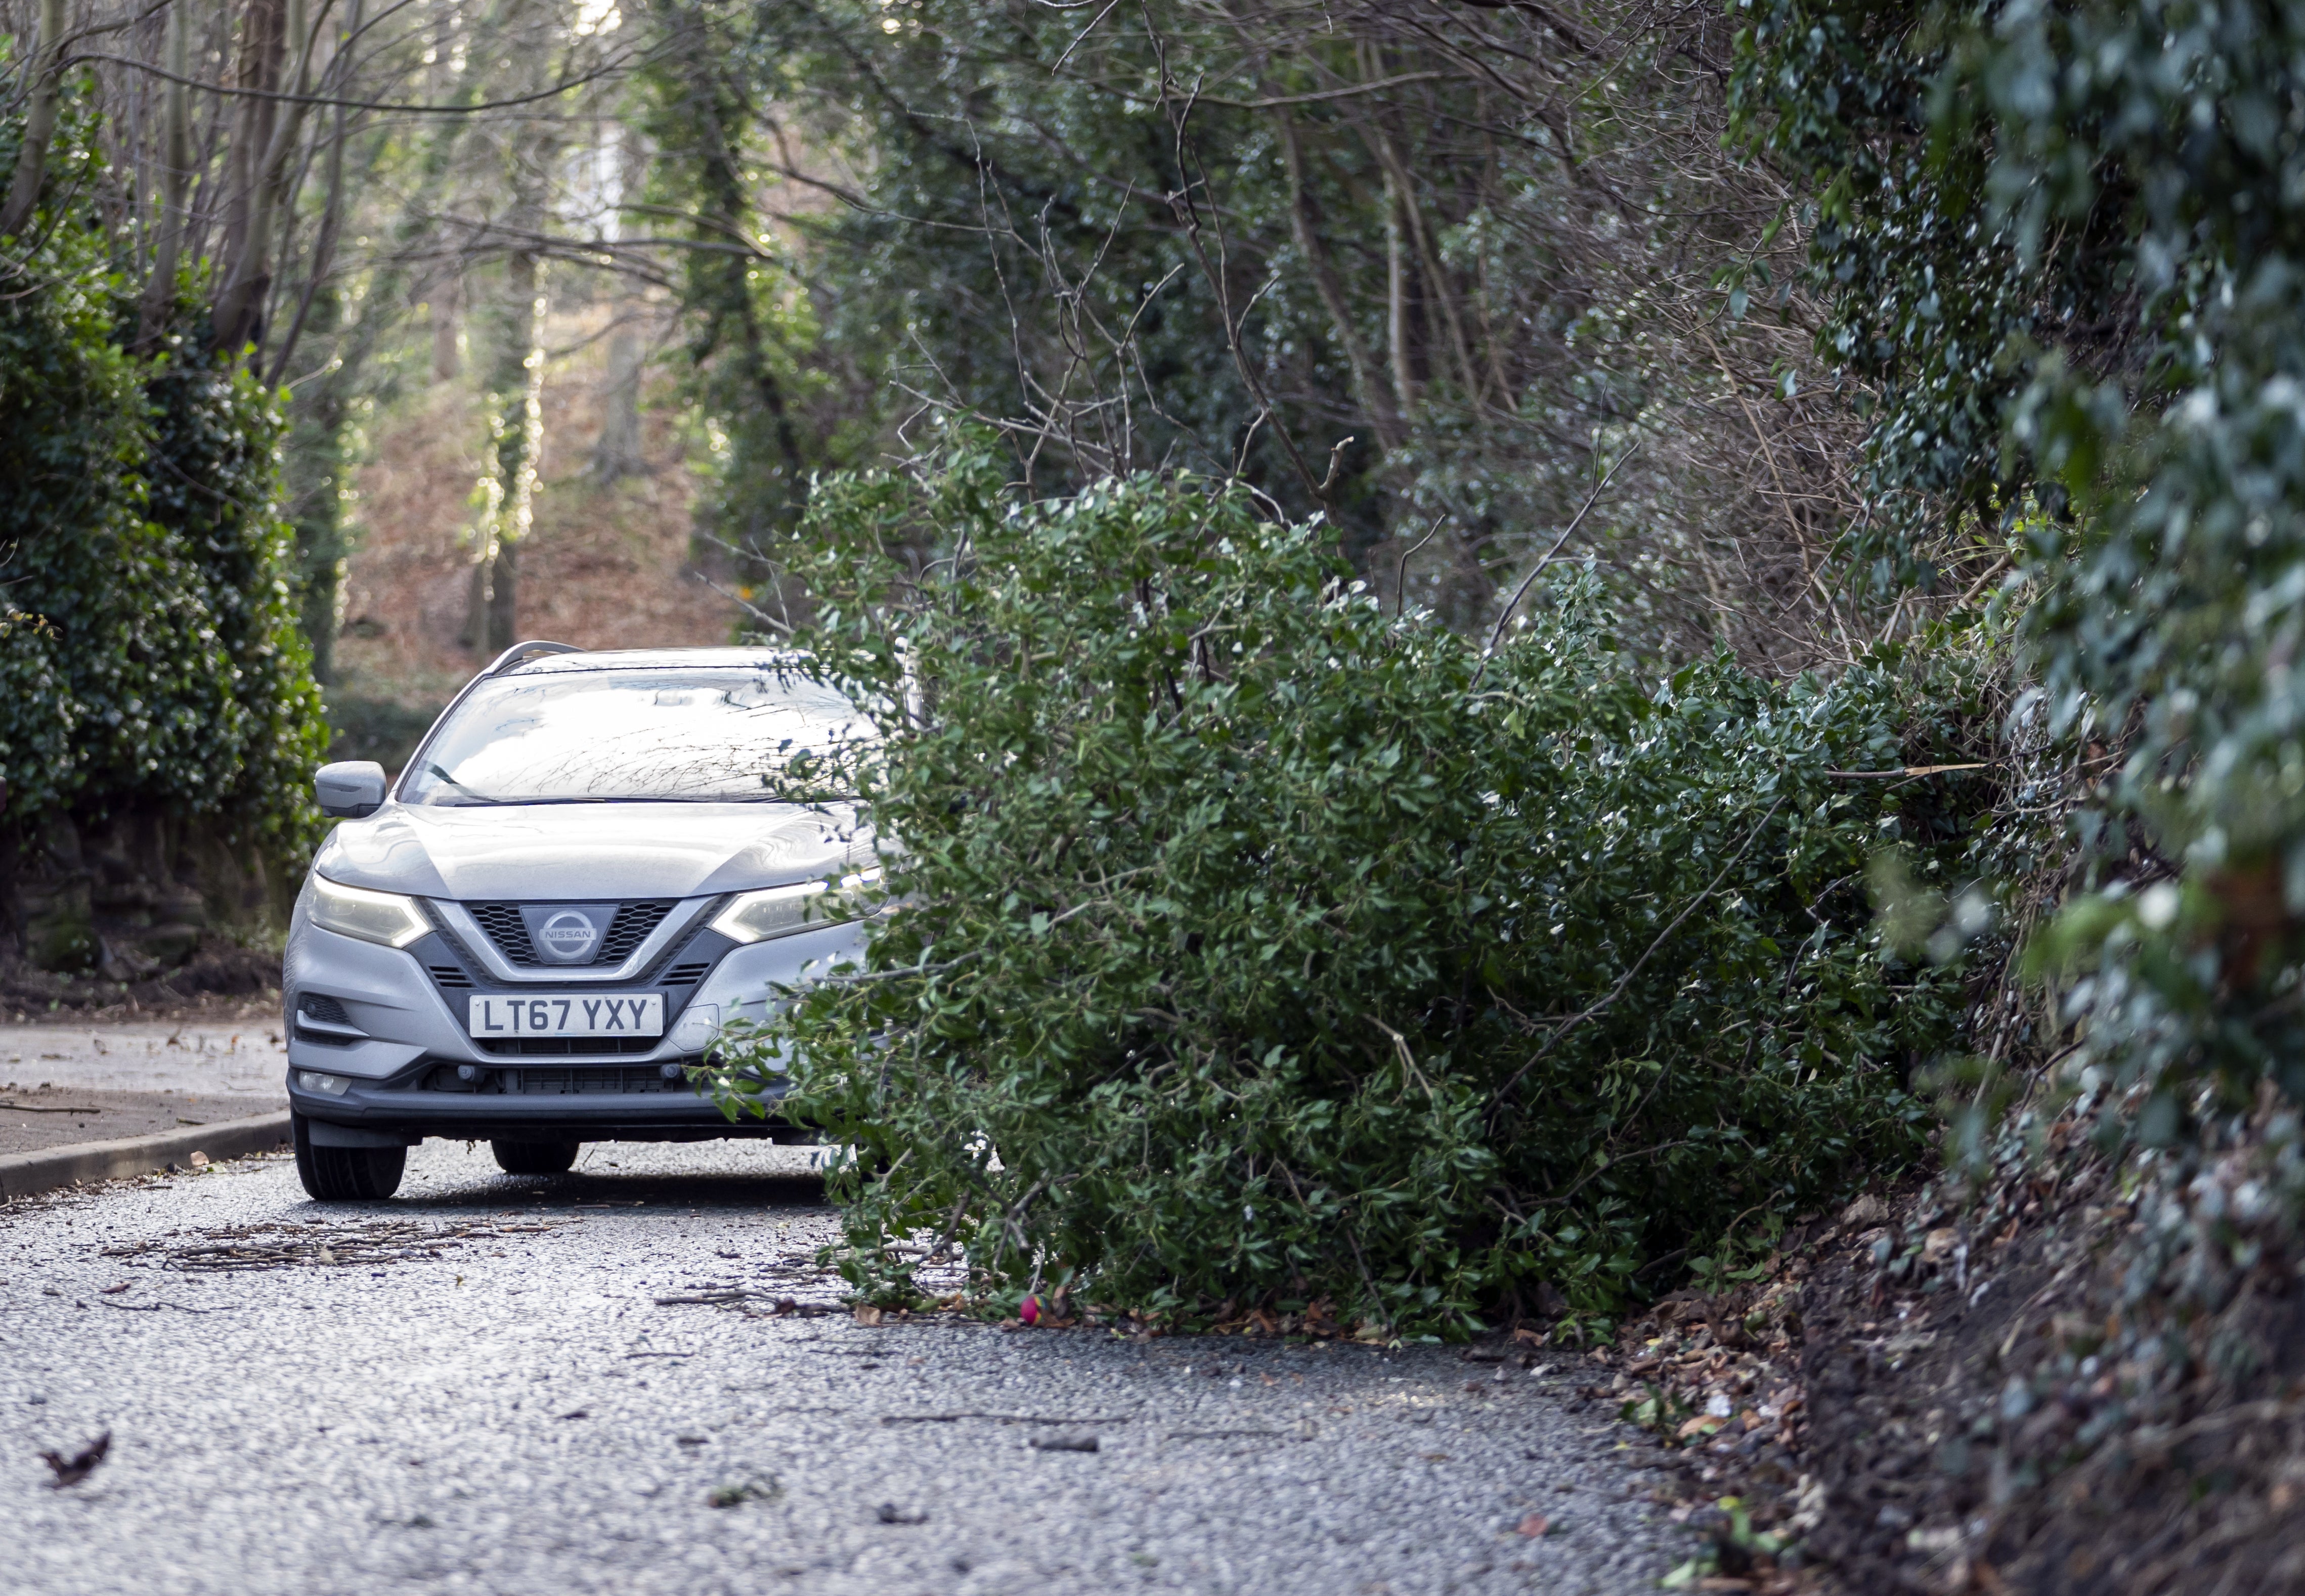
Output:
[
  {"xmin": 473, "ymin": 1036, "xmax": 662, "ymax": 1057},
  {"xmin": 420, "ymin": 1060, "xmax": 705, "ymax": 1094},
  {"xmin": 464, "ymin": 900, "xmax": 678, "ymax": 967}
]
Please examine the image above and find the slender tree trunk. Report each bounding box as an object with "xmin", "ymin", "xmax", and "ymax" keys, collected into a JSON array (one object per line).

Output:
[
  {"xmin": 484, "ymin": 248, "xmax": 544, "ymax": 651},
  {"xmin": 1365, "ymin": 116, "xmax": 1480, "ymax": 406},
  {"xmin": 484, "ymin": 504, "xmax": 521, "ymax": 650},
  {"xmin": 593, "ymin": 321, "xmax": 645, "ymax": 481},
  {"xmin": 1275, "ymin": 107, "xmax": 1399, "ymax": 454},
  {"xmin": 265, "ymin": 58, "xmax": 352, "ymax": 390},
  {"xmin": 136, "ymin": 0, "xmax": 197, "ymax": 339},
  {"xmin": 287, "ymin": 291, "xmax": 352, "ymax": 683},
  {"xmin": 214, "ymin": 0, "xmax": 323, "ymax": 354},
  {"xmin": 1381, "ymin": 162, "xmax": 1416, "ymax": 423},
  {"xmin": 662, "ymin": 11, "xmax": 803, "ymax": 548},
  {"xmin": 277, "ymin": 59, "xmax": 356, "ymax": 683},
  {"xmin": 465, "ymin": 51, "xmax": 552, "ymax": 653},
  {"xmin": 1, "ymin": 0, "xmax": 70, "ymax": 239},
  {"xmin": 294, "ymin": 0, "xmax": 493, "ymax": 672},
  {"xmin": 591, "ymin": 124, "xmax": 648, "ymax": 481},
  {"xmin": 215, "ymin": 0, "xmax": 285, "ymax": 313},
  {"xmin": 1351, "ymin": 42, "xmax": 1425, "ymax": 424},
  {"xmin": 461, "ymin": 245, "xmax": 546, "ymax": 651},
  {"xmin": 430, "ymin": 273, "xmax": 463, "ymax": 381}
]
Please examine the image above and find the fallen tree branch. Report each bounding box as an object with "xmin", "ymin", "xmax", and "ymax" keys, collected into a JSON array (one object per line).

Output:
[
  {"xmin": 1823, "ymin": 764, "xmax": 1991, "ymax": 780},
  {"xmin": 1473, "ymin": 440, "xmax": 1640, "ymax": 686}
]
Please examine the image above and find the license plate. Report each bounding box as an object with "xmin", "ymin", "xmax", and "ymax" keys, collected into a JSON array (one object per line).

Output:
[{"xmin": 466, "ymin": 993, "xmax": 665, "ymax": 1039}]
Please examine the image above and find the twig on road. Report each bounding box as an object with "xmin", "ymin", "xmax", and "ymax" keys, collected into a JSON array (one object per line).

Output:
[{"xmin": 878, "ymin": 1409, "xmax": 1135, "ymax": 1426}]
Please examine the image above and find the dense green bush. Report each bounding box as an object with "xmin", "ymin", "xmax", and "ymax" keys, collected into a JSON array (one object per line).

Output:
[
  {"xmin": 0, "ymin": 102, "xmax": 326, "ymax": 864},
  {"xmin": 714, "ymin": 448, "xmax": 1973, "ymax": 1332}
]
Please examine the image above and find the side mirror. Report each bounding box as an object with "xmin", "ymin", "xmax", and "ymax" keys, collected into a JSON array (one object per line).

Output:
[{"xmin": 315, "ymin": 761, "xmax": 388, "ymax": 819}]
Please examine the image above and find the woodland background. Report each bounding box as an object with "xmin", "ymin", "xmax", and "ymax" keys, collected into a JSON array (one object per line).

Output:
[{"xmin": 10, "ymin": 0, "xmax": 2305, "ymax": 1586}]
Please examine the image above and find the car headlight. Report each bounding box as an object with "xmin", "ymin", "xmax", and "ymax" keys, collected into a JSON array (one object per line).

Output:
[
  {"xmin": 308, "ymin": 875, "xmax": 430, "ymax": 949},
  {"xmin": 711, "ymin": 868, "xmax": 884, "ymax": 944}
]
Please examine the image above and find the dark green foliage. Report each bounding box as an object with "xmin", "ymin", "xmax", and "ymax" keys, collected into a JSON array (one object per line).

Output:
[
  {"xmin": 1995, "ymin": 0, "xmax": 2305, "ymax": 1106},
  {"xmin": 715, "ymin": 448, "xmax": 1968, "ymax": 1331},
  {"xmin": 1742, "ymin": 0, "xmax": 2305, "ymax": 1119},
  {"xmin": 1729, "ymin": 0, "xmax": 2135, "ymax": 583},
  {"xmin": 638, "ymin": 6, "xmax": 818, "ymax": 558},
  {"xmin": 0, "ymin": 104, "xmax": 326, "ymax": 855},
  {"xmin": 0, "ymin": 202, "xmax": 146, "ymax": 818}
]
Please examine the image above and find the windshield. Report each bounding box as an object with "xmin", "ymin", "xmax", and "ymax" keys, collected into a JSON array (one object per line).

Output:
[{"xmin": 401, "ymin": 667, "xmax": 875, "ymax": 807}]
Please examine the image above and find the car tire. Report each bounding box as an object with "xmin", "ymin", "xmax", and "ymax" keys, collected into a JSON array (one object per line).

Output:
[
  {"xmin": 492, "ymin": 1139, "xmax": 580, "ymax": 1175},
  {"xmin": 292, "ymin": 1113, "xmax": 408, "ymax": 1201}
]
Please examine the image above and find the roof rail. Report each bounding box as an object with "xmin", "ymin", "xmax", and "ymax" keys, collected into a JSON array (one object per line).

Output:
[{"xmin": 483, "ymin": 640, "xmax": 586, "ymax": 677}]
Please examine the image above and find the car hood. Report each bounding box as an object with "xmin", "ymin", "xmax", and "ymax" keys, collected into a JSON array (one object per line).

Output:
[{"xmin": 311, "ymin": 801, "xmax": 875, "ymax": 903}]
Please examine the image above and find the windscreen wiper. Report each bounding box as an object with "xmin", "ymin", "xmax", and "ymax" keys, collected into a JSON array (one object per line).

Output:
[{"xmin": 424, "ymin": 763, "xmax": 505, "ymax": 804}]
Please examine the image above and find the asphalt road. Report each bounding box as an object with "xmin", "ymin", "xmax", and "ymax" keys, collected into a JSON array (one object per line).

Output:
[{"xmin": 2, "ymin": 1136, "xmax": 1688, "ymax": 1595}]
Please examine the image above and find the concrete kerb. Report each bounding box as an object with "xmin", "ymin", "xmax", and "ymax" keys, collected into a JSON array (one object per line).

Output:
[{"xmin": 0, "ymin": 1111, "xmax": 293, "ymax": 1201}]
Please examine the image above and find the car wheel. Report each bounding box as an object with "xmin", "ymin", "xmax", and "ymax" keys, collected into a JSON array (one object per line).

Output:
[
  {"xmin": 492, "ymin": 1139, "xmax": 580, "ymax": 1175},
  {"xmin": 292, "ymin": 1113, "xmax": 407, "ymax": 1201}
]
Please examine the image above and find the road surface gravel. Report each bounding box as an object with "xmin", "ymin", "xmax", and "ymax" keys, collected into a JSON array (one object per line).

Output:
[{"xmin": 3, "ymin": 1136, "xmax": 1687, "ymax": 1594}]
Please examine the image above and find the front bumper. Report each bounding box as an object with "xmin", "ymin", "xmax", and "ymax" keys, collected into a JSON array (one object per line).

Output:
[
  {"xmin": 282, "ymin": 905, "xmax": 866, "ymax": 1143},
  {"xmin": 283, "ymin": 1068, "xmax": 804, "ymax": 1143}
]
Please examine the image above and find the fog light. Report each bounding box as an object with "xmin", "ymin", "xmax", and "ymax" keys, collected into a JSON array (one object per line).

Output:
[
  {"xmin": 660, "ymin": 1061, "xmax": 685, "ymax": 1081},
  {"xmin": 297, "ymin": 1071, "xmax": 352, "ymax": 1096},
  {"xmin": 456, "ymin": 1063, "xmax": 484, "ymax": 1083}
]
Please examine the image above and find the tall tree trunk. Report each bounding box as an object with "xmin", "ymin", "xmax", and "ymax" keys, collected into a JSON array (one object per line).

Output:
[
  {"xmin": 0, "ymin": 0, "xmax": 70, "ymax": 240},
  {"xmin": 593, "ymin": 321, "xmax": 645, "ymax": 481},
  {"xmin": 291, "ymin": 0, "xmax": 494, "ymax": 672},
  {"xmin": 461, "ymin": 247, "xmax": 546, "ymax": 651},
  {"xmin": 485, "ymin": 248, "xmax": 544, "ymax": 652},
  {"xmin": 1352, "ymin": 42, "xmax": 1423, "ymax": 424},
  {"xmin": 591, "ymin": 125, "xmax": 649, "ymax": 482},
  {"xmin": 464, "ymin": 62, "xmax": 552, "ymax": 653},
  {"xmin": 1274, "ymin": 107, "xmax": 1399, "ymax": 455},
  {"xmin": 1381, "ymin": 162, "xmax": 1417, "ymax": 424},
  {"xmin": 287, "ymin": 290, "xmax": 352, "ymax": 683},
  {"xmin": 136, "ymin": 0, "xmax": 197, "ymax": 339},
  {"xmin": 214, "ymin": 0, "xmax": 322, "ymax": 354},
  {"xmin": 661, "ymin": 9, "xmax": 804, "ymax": 550},
  {"xmin": 277, "ymin": 63, "xmax": 356, "ymax": 682},
  {"xmin": 430, "ymin": 272, "xmax": 463, "ymax": 381},
  {"xmin": 265, "ymin": 56, "xmax": 352, "ymax": 390},
  {"xmin": 214, "ymin": 0, "xmax": 285, "ymax": 318},
  {"xmin": 1364, "ymin": 114, "xmax": 1480, "ymax": 406}
]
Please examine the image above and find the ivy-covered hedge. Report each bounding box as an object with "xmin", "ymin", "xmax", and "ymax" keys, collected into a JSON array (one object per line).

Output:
[
  {"xmin": 1735, "ymin": 0, "xmax": 2305, "ymax": 1138},
  {"xmin": 1, "ymin": 105, "xmax": 326, "ymax": 883},
  {"xmin": 715, "ymin": 449, "xmax": 1978, "ymax": 1333}
]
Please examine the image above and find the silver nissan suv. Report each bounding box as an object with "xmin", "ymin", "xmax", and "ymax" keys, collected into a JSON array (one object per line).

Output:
[{"xmin": 283, "ymin": 642, "xmax": 882, "ymax": 1201}]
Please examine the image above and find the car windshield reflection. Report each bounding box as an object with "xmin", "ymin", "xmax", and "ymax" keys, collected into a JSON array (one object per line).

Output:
[{"xmin": 403, "ymin": 667, "xmax": 875, "ymax": 807}]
